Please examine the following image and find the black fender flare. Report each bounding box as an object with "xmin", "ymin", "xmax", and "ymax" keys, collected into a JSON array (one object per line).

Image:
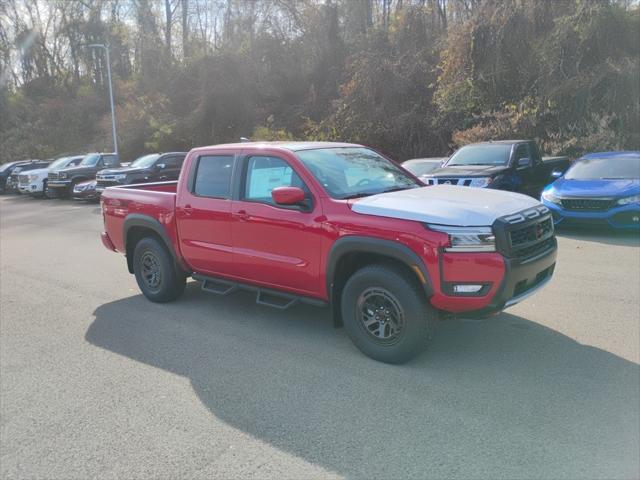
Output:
[
  {"xmin": 326, "ymin": 236, "xmax": 433, "ymax": 303},
  {"xmin": 123, "ymin": 214, "xmax": 185, "ymax": 274}
]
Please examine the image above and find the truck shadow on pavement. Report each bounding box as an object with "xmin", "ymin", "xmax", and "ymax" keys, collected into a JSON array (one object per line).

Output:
[{"xmin": 86, "ymin": 283, "xmax": 640, "ymax": 479}]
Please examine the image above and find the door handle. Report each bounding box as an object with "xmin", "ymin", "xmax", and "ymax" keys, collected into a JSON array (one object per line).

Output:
[
  {"xmin": 235, "ymin": 209, "xmax": 250, "ymax": 221},
  {"xmin": 183, "ymin": 204, "xmax": 193, "ymax": 215}
]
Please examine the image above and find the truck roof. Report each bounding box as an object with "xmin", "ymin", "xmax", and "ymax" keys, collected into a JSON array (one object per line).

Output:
[
  {"xmin": 469, "ymin": 140, "xmax": 531, "ymax": 146},
  {"xmin": 190, "ymin": 141, "xmax": 363, "ymax": 153}
]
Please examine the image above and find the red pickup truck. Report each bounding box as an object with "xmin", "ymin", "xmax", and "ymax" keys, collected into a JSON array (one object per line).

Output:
[{"xmin": 101, "ymin": 142, "xmax": 557, "ymax": 363}]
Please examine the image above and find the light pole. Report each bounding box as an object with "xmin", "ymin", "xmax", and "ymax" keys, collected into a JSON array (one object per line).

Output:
[{"xmin": 89, "ymin": 44, "xmax": 118, "ymax": 156}]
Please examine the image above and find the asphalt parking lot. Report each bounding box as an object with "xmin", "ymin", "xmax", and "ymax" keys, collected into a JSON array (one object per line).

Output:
[{"xmin": 1, "ymin": 194, "xmax": 639, "ymax": 479}]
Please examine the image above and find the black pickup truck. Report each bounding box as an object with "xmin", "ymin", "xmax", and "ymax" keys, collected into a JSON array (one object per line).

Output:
[
  {"xmin": 421, "ymin": 140, "xmax": 571, "ymax": 197},
  {"xmin": 95, "ymin": 152, "xmax": 186, "ymax": 194},
  {"xmin": 48, "ymin": 152, "xmax": 119, "ymax": 197}
]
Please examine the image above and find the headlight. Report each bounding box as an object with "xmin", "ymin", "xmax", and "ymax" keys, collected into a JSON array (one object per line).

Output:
[
  {"xmin": 113, "ymin": 174, "xmax": 127, "ymax": 180},
  {"xmin": 469, "ymin": 177, "xmax": 492, "ymax": 188},
  {"xmin": 618, "ymin": 194, "xmax": 640, "ymax": 205},
  {"xmin": 428, "ymin": 225, "xmax": 496, "ymax": 252},
  {"xmin": 541, "ymin": 189, "xmax": 562, "ymax": 205},
  {"xmin": 74, "ymin": 184, "xmax": 86, "ymax": 192},
  {"xmin": 28, "ymin": 174, "xmax": 39, "ymax": 181},
  {"xmin": 58, "ymin": 172, "xmax": 67, "ymax": 179}
]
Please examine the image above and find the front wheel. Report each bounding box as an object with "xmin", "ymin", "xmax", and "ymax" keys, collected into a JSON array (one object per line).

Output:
[
  {"xmin": 133, "ymin": 237, "xmax": 186, "ymax": 303},
  {"xmin": 341, "ymin": 264, "xmax": 434, "ymax": 364}
]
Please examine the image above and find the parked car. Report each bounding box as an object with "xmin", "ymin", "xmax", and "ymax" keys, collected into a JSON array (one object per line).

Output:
[
  {"xmin": 541, "ymin": 151, "xmax": 640, "ymax": 229},
  {"xmin": 101, "ymin": 141, "xmax": 557, "ymax": 364},
  {"xmin": 5, "ymin": 160, "xmax": 51, "ymax": 194},
  {"xmin": 72, "ymin": 179, "xmax": 100, "ymax": 201},
  {"xmin": 421, "ymin": 140, "xmax": 570, "ymax": 197},
  {"xmin": 0, "ymin": 161, "xmax": 34, "ymax": 194},
  {"xmin": 96, "ymin": 152, "xmax": 187, "ymax": 194},
  {"xmin": 18, "ymin": 155, "xmax": 84, "ymax": 197},
  {"xmin": 402, "ymin": 158, "xmax": 447, "ymax": 181},
  {"xmin": 48, "ymin": 152, "xmax": 119, "ymax": 197}
]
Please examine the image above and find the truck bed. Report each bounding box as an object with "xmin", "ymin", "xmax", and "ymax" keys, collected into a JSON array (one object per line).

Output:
[{"xmin": 101, "ymin": 181, "xmax": 179, "ymax": 254}]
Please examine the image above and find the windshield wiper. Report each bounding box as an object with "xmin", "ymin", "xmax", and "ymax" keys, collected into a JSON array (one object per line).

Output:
[
  {"xmin": 378, "ymin": 186, "xmax": 415, "ymax": 194},
  {"xmin": 341, "ymin": 192, "xmax": 373, "ymax": 200}
]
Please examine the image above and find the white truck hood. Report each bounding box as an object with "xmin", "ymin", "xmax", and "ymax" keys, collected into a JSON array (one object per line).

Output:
[
  {"xmin": 351, "ymin": 185, "xmax": 541, "ymax": 226},
  {"xmin": 22, "ymin": 167, "xmax": 49, "ymax": 178}
]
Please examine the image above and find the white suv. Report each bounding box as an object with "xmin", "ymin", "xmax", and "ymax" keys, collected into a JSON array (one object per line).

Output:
[{"xmin": 18, "ymin": 155, "xmax": 84, "ymax": 197}]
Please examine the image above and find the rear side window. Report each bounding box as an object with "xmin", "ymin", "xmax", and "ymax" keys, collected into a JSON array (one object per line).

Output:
[{"xmin": 193, "ymin": 155, "xmax": 234, "ymax": 198}]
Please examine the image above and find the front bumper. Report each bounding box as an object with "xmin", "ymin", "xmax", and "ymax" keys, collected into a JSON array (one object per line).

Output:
[
  {"xmin": 18, "ymin": 181, "xmax": 43, "ymax": 194},
  {"xmin": 430, "ymin": 239, "xmax": 557, "ymax": 316},
  {"xmin": 48, "ymin": 180, "xmax": 72, "ymax": 188},
  {"xmin": 542, "ymin": 200, "xmax": 640, "ymax": 230}
]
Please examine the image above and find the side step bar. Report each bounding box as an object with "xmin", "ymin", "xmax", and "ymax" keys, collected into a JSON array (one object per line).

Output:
[{"xmin": 192, "ymin": 274, "xmax": 327, "ymax": 310}]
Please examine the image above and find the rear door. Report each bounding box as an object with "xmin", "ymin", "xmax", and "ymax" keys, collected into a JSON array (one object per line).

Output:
[
  {"xmin": 230, "ymin": 153, "xmax": 323, "ymax": 296},
  {"xmin": 175, "ymin": 151, "xmax": 236, "ymax": 276}
]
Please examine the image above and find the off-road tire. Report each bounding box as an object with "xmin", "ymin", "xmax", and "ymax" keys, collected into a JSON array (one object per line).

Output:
[
  {"xmin": 341, "ymin": 264, "xmax": 434, "ymax": 364},
  {"xmin": 133, "ymin": 237, "xmax": 186, "ymax": 303}
]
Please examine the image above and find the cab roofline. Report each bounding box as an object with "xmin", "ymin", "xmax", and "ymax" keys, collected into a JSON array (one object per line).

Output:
[{"xmin": 189, "ymin": 141, "xmax": 363, "ymax": 153}]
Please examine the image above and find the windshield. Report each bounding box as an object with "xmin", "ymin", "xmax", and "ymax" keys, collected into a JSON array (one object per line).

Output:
[
  {"xmin": 565, "ymin": 155, "xmax": 640, "ymax": 180},
  {"xmin": 48, "ymin": 157, "xmax": 70, "ymax": 170},
  {"xmin": 296, "ymin": 147, "xmax": 420, "ymax": 199},
  {"xmin": 447, "ymin": 144, "xmax": 512, "ymax": 166},
  {"xmin": 131, "ymin": 153, "xmax": 160, "ymax": 168},
  {"xmin": 0, "ymin": 162, "xmax": 20, "ymax": 173},
  {"xmin": 80, "ymin": 154, "xmax": 100, "ymax": 166}
]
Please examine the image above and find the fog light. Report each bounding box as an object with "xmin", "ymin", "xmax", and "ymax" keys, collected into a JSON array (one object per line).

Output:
[
  {"xmin": 453, "ymin": 284, "xmax": 483, "ymax": 294},
  {"xmin": 633, "ymin": 216, "xmax": 639, "ymax": 223}
]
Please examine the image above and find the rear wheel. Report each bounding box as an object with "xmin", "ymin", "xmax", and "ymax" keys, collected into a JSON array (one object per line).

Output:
[
  {"xmin": 341, "ymin": 264, "xmax": 434, "ymax": 364},
  {"xmin": 133, "ymin": 237, "xmax": 186, "ymax": 302}
]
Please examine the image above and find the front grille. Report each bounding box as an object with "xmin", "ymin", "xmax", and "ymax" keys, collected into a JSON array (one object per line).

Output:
[
  {"xmin": 96, "ymin": 180, "xmax": 119, "ymax": 188},
  {"xmin": 48, "ymin": 172, "xmax": 58, "ymax": 181},
  {"xmin": 512, "ymin": 236, "xmax": 555, "ymax": 258},
  {"xmin": 425, "ymin": 178, "xmax": 473, "ymax": 186},
  {"xmin": 494, "ymin": 206, "xmax": 555, "ymax": 259},
  {"xmin": 561, "ymin": 198, "xmax": 616, "ymax": 211},
  {"xmin": 510, "ymin": 217, "xmax": 553, "ymax": 245}
]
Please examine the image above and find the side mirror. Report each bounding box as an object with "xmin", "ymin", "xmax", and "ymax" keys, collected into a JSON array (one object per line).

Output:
[
  {"xmin": 551, "ymin": 169, "xmax": 563, "ymax": 179},
  {"xmin": 517, "ymin": 157, "xmax": 531, "ymax": 169},
  {"xmin": 156, "ymin": 163, "xmax": 166, "ymax": 170},
  {"xmin": 271, "ymin": 186, "xmax": 305, "ymax": 206}
]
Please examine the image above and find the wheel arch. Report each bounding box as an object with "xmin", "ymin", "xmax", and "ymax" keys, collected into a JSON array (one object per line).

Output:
[
  {"xmin": 326, "ymin": 236, "xmax": 433, "ymax": 326},
  {"xmin": 123, "ymin": 214, "xmax": 185, "ymax": 275}
]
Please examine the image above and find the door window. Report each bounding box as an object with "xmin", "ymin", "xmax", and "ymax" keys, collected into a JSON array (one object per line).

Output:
[
  {"xmin": 164, "ymin": 156, "xmax": 184, "ymax": 168},
  {"xmin": 193, "ymin": 155, "xmax": 234, "ymax": 198},
  {"xmin": 514, "ymin": 144, "xmax": 531, "ymax": 162},
  {"xmin": 243, "ymin": 156, "xmax": 306, "ymax": 205},
  {"xmin": 103, "ymin": 155, "xmax": 118, "ymax": 167}
]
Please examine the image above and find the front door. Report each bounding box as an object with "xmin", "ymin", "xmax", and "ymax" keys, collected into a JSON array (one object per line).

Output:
[
  {"xmin": 175, "ymin": 153, "xmax": 236, "ymax": 276},
  {"xmin": 231, "ymin": 154, "xmax": 323, "ymax": 297}
]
